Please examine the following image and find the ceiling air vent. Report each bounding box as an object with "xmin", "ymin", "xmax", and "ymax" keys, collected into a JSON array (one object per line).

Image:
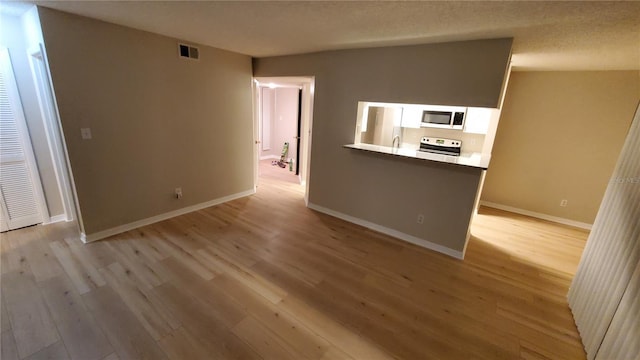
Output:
[{"xmin": 178, "ymin": 43, "xmax": 199, "ymax": 60}]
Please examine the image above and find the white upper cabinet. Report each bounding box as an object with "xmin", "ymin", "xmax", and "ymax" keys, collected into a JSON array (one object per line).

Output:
[
  {"xmin": 400, "ymin": 106, "xmax": 423, "ymax": 128},
  {"xmin": 464, "ymin": 107, "xmax": 495, "ymax": 134}
]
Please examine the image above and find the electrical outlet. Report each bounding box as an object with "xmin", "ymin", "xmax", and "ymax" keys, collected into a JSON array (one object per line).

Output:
[
  {"xmin": 80, "ymin": 127, "xmax": 92, "ymax": 140},
  {"xmin": 417, "ymin": 214, "xmax": 424, "ymax": 224},
  {"xmin": 560, "ymin": 199, "xmax": 568, "ymax": 207},
  {"xmin": 175, "ymin": 187, "xmax": 183, "ymax": 199}
]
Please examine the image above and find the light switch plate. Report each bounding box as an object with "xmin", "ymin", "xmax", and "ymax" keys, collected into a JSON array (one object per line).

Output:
[{"xmin": 81, "ymin": 128, "xmax": 92, "ymax": 140}]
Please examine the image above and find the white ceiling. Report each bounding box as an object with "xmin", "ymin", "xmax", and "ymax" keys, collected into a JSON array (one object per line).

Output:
[{"xmin": 11, "ymin": 1, "xmax": 640, "ymax": 70}]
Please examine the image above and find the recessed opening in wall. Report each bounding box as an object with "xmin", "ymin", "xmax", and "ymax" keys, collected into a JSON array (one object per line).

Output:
[
  {"xmin": 353, "ymin": 100, "xmax": 500, "ymax": 155},
  {"xmin": 253, "ymin": 77, "xmax": 315, "ymax": 205}
]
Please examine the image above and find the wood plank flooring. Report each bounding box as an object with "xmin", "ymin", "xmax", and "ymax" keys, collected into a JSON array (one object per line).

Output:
[{"xmin": 0, "ymin": 161, "xmax": 588, "ymax": 359}]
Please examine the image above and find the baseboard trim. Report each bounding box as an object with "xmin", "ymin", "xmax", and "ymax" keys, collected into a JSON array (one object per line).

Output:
[
  {"xmin": 307, "ymin": 202, "xmax": 464, "ymax": 260},
  {"xmin": 479, "ymin": 201, "xmax": 592, "ymax": 230},
  {"xmin": 43, "ymin": 214, "xmax": 67, "ymax": 225},
  {"xmin": 81, "ymin": 189, "xmax": 256, "ymax": 243}
]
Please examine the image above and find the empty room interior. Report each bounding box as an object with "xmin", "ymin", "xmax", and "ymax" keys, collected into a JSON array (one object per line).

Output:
[{"xmin": 1, "ymin": 1, "xmax": 639, "ymax": 360}]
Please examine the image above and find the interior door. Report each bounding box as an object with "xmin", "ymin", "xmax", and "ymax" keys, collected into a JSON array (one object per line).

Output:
[
  {"xmin": 295, "ymin": 89, "xmax": 302, "ymax": 175},
  {"xmin": 0, "ymin": 47, "xmax": 44, "ymax": 231}
]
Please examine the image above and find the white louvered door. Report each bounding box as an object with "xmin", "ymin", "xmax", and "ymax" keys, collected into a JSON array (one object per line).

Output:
[
  {"xmin": 568, "ymin": 102, "xmax": 640, "ymax": 359},
  {"xmin": 0, "ymin": 47, "xmax": 44, "ymax": 231},
  {"xmin": 596, "ymin": 261, "xmax": 640, "ymax": 360}
]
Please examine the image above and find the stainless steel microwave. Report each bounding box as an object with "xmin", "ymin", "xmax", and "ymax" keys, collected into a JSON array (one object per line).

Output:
[{"xmin": 421, "ymin": 106, "xmax": 466, "ymax": 130}]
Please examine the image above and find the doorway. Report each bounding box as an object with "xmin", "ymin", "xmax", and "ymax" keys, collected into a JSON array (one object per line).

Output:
[
  {"xmin": 253, "ymin": 77, "xmax": 315, "ymax": 204},
  {"xmin": 27, "ymin": 44, "xmax": 77, "ymax": 223}
]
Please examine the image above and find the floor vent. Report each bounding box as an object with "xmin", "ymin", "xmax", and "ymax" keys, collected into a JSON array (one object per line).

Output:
[{"xmin": 178, "ymin": 44, "xmax": 199, "ymax": 60}]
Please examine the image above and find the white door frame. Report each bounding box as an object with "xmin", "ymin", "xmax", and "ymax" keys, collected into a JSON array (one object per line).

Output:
[
  {"xmin": 27, "ymin": 44, "xmax": 78, "ymax": 224},
  {"xmin": 253, "ymin": 76, "xmax": 315, "ymax": 205},
  {"xmin": 0, "ymin": 46, "xmax": 48, "ymax": 230}
]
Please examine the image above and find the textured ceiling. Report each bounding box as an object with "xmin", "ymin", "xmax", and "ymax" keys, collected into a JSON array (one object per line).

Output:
[{"xmin": 16, "ymin": 1, "xmax": 640, "ymax": 70}]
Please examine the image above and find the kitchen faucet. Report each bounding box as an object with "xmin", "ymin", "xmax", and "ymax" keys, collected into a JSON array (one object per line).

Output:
[{"xmin": 392, "ymin": 135, "xmax": 401, "ymax": 149}]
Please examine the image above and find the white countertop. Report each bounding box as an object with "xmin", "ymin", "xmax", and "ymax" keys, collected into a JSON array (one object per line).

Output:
[{"xmin": 344, "ymin": 143, "xmax": 491, "ymax": 169}]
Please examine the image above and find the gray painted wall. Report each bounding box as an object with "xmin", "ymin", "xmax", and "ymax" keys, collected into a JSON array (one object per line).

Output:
[
  {"xmin": 254, "ymin": 39, "xmax": 512, "ymax": 251},
  {"xmin": 38, "ymin": 8, "xmax": 255, "ymax": 235},
  {"xmin": 261, "ymin": 87, "xmax": 299, "ymax": 160}
]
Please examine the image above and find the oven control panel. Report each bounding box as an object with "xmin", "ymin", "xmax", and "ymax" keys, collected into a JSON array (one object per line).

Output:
[
  {"xmin": 419, "ymin": 137, "xmax": 462, "ymax": 156},
  {"xmin": 420, "ymin": 137, "xmax": 461, "ymax": 148}
]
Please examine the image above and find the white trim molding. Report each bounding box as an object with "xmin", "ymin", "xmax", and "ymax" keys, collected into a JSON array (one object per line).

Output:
[
  {"xmin": 43, "ymin": 214, "xmax": 67, "ymax": 225},
  {"xmin": 480, "ymin": 201, "xmax": 592, "ymax": 230},
  {"xmin": 28, "ymin": 44, "xmax": 77, "ymax": 224},
  {"xmin": 259, "ymin": 155, "xmax": 280, "ymax": 160},
  {"xmin": 81, "ymin": 189, "xmax": 255, "ymax": 243},
  {"xmin": 307, "ymin": 202, "xmax": 464, "ymax": 260}
]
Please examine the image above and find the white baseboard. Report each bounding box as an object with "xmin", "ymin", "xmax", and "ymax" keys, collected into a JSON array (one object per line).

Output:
[
  {"xmin": 307, "ymin": 202, "xmax": 464, "ymax": 260},
  {"xmin": 260, "ymin": 155, "xmax": 280, "ymax": 160},
  {"xmin": 43, "ymin": 214, "xmax": 67, "ymax": 225},
  {"xmin": 80, "ymin": 189, "xmax": 256, "ymax": 243},
  {"xmin": 479, "ymin": 201, "xmax": 592, "ymax": 230}
]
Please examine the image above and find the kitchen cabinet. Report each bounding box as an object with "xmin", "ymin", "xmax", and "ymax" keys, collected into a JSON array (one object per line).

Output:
[
  {"xmin": 464, "ymin": 107, "xmax": 494, "ymax": 134},
  {"xmin": 401, "ymin": 106, "xmax": 423, "ymax": 128}
]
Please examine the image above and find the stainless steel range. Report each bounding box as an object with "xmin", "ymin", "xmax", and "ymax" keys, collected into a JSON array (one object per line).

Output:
[{"xmin": 418, "ymin": 137, "xmax": 462, "ymax": 156}]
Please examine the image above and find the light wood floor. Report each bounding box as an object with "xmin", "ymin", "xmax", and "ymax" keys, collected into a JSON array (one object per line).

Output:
[{"xmin": 0, "ymin": 161, "xmax": 588, "ymax": 360}]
